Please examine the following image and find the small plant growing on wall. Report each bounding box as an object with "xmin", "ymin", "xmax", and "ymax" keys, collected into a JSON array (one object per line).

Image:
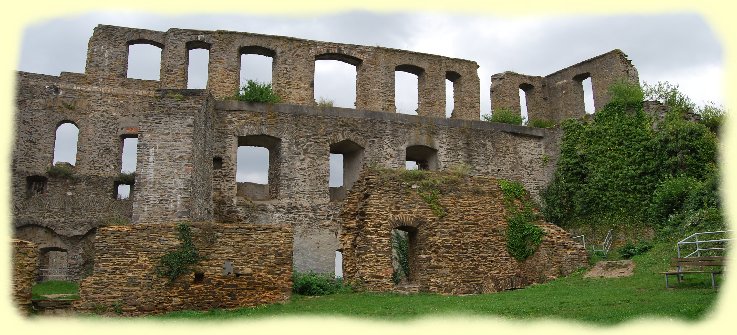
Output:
[
  {"xmin": 115, "ymin": 172, "xmax": 136, "ymax": 185},
  {"xmin": 483, "ymin": 108, "xmax": 525, "ymax": 125},
  {"xmin": 235, "ymin": 80, "xmax": 281, "ymax": 103},
  {"xmin": 316, "ymin": 97, "xmax": 334, "ymax": 107},
  {"xmin": 156, "ymin": 222, "xmax": 202, "ymax": 282},
  {"xmin": 47, "ymin": 162, "xmax": 75, "ymax": 179}
]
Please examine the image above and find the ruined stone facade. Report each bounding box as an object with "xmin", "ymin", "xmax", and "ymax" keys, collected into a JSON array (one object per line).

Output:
[
  {"xmin": 340, "ymin": 171, "xmax": 588, "ymax": 294},
  {"xmin": 490, "ymin": 49, "xmax": 639, "ymax": 123},
  {"xmin": 74, "ymin": 223, "xmax": 292, "ymax": 315},
  {"xmin": 13, "ymin": 24, "xmax": 636, "ymax": 297}
]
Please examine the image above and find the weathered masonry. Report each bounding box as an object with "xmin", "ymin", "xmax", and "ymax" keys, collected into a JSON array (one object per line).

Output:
[
  {"xmin": 85, "ymin": 25, "xmax": 480, "ymax": 119},
  {"xmin": 13, "ymin": 24, "xmax": 637, "ymax": 306},
  {"xmin": 490, "ymin": 49, "xmax": 639, "ymax": 123}
]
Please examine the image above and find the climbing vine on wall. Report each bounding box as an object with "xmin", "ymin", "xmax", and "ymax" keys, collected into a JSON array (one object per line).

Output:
[
  {"xmin": 499, "ymin": 179, "xmax": 544, "ymax": 261},
  {"xmin": 541, "ymin": 81, "xmax": 721, "ymax": 230},
  {"xmin": 156, "ymin": 222, "xmax": 202, "ymax": 282}
]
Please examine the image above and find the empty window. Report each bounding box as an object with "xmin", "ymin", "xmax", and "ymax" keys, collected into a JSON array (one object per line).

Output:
[
  {"xmin": 53, "ymin": 122, "xmax": 79, "ymax": 165},
  {"xmin": 127, "ymin": 41, "xmax": 163, "ymax": 80},
  {"xmin": 239, "ymin": 46, "xmax": 275, "ymax": 89},
  {"xmin": 335, "ymin": 250, "xmax": 343, "ymax": 279},
  {"xmin": 187, "ymin": 41, "xmax": 211, "ymax": 89},
  {"xmin": 329, "ymin": 140, "xmax": 364, "ymax": 201},
  {"xmin": 406, "ymin": 145, "xmax": 438, "ymax": 171},
  {"xmin": 395, "ymin": 64, "xmax": 424, "ymax": 115},
  {"xmin": 120, "ymin": 137, "xmax": 138, "ymax": 173},
  {"xmin": 329, "ymin": 154, "xmax": 343, "ymax": 187},
  {"xmin": 574, "ymin": 73, "xmax": 595, "ymax": 114},
  {"xmin": 26, "ymin": 175, "xmax": 48, "ymax": 197},
  {"xmin": 237, "ymin": 135, "xmax": 281, "ymax": 200},
  {"xmin": 519, "ymin": 83, "xmax": 534, "ymax": 122},
  {"xmin": 116, "ymin": 184, "xmax": 131, "ymax": 200},
  {"xmin": 39, "ymin": 247, "xmax": 69, "ymax": 281},
  {"xmin": 446, "ymin": 71, "xmax": 461, "ymax": 118},
  {"xmin": 314, "ymin": 54, "xmax": 361, "ymax": 108}
]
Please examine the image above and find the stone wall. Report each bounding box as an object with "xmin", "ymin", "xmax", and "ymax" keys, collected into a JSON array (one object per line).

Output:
[
  {"xmin": 75, "ymin": 222, "xmax": 292, "ymax": 315},
  {"xmin": 85, "ymin": 24, "xmax": 480, "ymax": 119},
  {"xmin": 491, "ymin": 49, "xmax": 640, "ymax": 123},
  {"xmin": 339, "ymin": 170, "xmax": 588, "ymax": 294},
  {"xmin": 12, "ymin": 239, "xmax": 38, "ymax": 315},
  {"xmin": 213, "ymin": 101, "xmax": 561, "ymax": 273}
]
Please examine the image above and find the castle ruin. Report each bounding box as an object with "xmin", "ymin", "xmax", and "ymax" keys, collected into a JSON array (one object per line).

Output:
[{"xmin": 12, "ymin": 24, "xmax": 638, "ymax": 314}]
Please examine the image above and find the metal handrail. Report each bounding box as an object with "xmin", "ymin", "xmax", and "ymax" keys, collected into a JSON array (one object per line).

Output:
[
  {"xmin": 592, "ymin": 229, "xmax": 614, "ymax": 255},
  {"xmin": 572, "ymin": 234, "xmax": 586, "ymax": 249},
  {"xmin": 677, "ymin": 230, "xmax": 731, "ymax": 258}
]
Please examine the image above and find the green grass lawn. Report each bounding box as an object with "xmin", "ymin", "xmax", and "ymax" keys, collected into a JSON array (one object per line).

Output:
[
  {"xmin": 156, "ymin": 241, "xmax": 722, "ymax": 324},
  {"xmin": 32, "ymin": 280, "xmax": 80, "ymax": 300}
]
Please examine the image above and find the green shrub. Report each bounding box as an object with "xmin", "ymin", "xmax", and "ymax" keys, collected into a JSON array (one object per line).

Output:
[
  {"xmin": 617, "ymin": 241, "xmax": 652, "ymax": 259},
  {"xmin": 527, "ymin": 118, "xmax": 556, "ymax": 128},
  {"xmin": 47, "ymin": 162, "xmax": 75, "ymax": 179},
  {"xmin": 499, "ymin": 179, "xmax": 526, "ymax": 202},
  {"xmin": 698, "ymin": 102, "xmax": 725, "ymax": 134},
  {"xmin": 648, "ymin": 176, "xmax": 699, "ymax": 226},
  {"xmin": 608, "ymin": 80, "xmax": 644, "ymax": 107},
  {"xmin": 483, "ymin": 108, "xmax": 524, "ymax": 125},
  {"xmin": 156, "ymin": 223, "xmax": 202, "ymax": 282},
  {"xmin": 235, "ymin": 80, "xmax": 281, "ymax": 103},
  {"xmin": 292, "ymin": 272, "xmax": 349, "ymax": 295}
]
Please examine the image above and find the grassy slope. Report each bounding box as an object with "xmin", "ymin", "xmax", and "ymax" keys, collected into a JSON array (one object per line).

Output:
[
  {"xmin": 156, "ymin": 241, "xmax": 721, "ymax": 325},
  {"xmin": 32, "ymin": 280, "xmax": 80, "ymax": 300}
]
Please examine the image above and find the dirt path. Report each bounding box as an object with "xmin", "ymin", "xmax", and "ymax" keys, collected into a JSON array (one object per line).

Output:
[{"xmin": 584, "ymin": 260, "xmax": 635, "ymax": 278}]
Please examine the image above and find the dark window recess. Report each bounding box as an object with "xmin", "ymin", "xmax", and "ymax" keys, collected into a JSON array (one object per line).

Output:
[
  {"xmin": 194, "ymin": 272, "xmax": 205, "ymax": 283},
  {"xmin": 213, "ymin": 156, "xmax": 223, "ymax": 170},
  {"xmin": 26, "ymin": 175, "xmax": 48, "ymax": 197}
]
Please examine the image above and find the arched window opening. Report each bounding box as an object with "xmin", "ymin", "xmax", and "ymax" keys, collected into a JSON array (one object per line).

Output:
[
  {"xmin": 391, "ymin": 227, "xmax": 416, "ymax": 285},
  {"xmin": 186, "ymin": 41, "xmax": 211, "ymax": 89},
  {"xmin": 574, "ymin": 73, "xmax": 595, "ymax": 114},
  {"xmin": 237, "ymin": 135, "xmax": 281, "ymax": 200},
  {"xmin": 314, "ymin": 54, "xmax": 360, "ymax": 108},
  {"xmin": 127, "ymin": 41, "xmax": 163, "ymax": 80},
  {"xmin": 239, "ymin": 46, "xmax": 275, "ymax": 89},
  {"xmin": 446, "ymin": 71, "xmax": 461, "ymax": 118},
  {"xmin": 53, "ymin": 122, "xmax": 79, "ymax": 165},
  {"xmin": 329, "ymin": 140, "xmax": 364, "ymax": 201},
  {"xmin": 395, "ymin": 64, "xmax": 424, "ymax": 115},
  {"xmin": 335, "ymin": 249, "xmax": 343, "ymax": 279},
  {"xmin": 406, "ymin": 145, "xmax": 438, "ymax": 171},
  {"xmin": 519, "ymin": 83, "xmax": 534, "ymax": 122}
]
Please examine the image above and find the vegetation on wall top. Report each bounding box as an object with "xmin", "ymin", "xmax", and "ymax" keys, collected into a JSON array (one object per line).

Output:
[{"xmin": 235, "ymin": 80, "xmax": 281, "ymax": 103}]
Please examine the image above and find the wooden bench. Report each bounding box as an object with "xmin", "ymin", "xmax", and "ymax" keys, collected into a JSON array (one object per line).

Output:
[{"xmin": 662, "ymin": 256, "xmax": 725, "ymax": 289}]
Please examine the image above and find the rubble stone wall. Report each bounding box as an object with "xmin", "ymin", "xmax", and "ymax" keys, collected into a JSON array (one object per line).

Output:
[
  {"xmin": 75, "ymin": 222, "xmax": 292, "ymax": 315},
  {"xmin": 339, "ymin": 170, "xmax": 588, "ymax": 294}
]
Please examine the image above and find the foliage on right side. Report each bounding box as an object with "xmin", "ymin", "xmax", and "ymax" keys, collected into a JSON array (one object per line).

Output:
[{"xmin": 541, "ymin": 80, "xmax": 725, "ymax": 237}]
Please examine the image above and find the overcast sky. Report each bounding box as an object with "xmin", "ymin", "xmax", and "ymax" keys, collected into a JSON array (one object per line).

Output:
[{"xmin": 22, "ymin": 11, "xmax": 724, "ymax": 189}]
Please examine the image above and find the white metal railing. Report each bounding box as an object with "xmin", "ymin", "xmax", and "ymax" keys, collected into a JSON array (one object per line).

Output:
[
  {"xmin": 677, "ymin": 230, "xmax": 731, "ymax": 258},
  {"xmin": 572, "ymin": 234, "xmax": 586, "ymax": 249},
  {"xmin": 592, "ymin": 229, "xmax": 614, "ymax": 255}
]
